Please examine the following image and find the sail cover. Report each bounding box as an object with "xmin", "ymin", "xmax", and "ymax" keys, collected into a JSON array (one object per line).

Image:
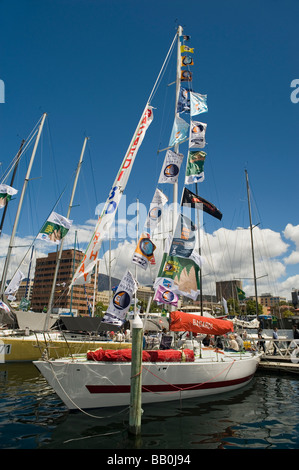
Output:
[
  {"xmin": 170, "ymin": 311, "xmax": 234, "ymax": 335},
  {"xmin": 70, "ymin": 104, "xmax": 153, "ymax": 286}
]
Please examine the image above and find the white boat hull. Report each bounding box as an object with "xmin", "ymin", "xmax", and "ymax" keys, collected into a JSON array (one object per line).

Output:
[{"xmin": 34, "ymin": 349, "xmax": 261, "ymax": 410}]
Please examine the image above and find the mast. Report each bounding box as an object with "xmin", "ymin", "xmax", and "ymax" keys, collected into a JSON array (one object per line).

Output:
[
  {"xmin": 172, "ymin": 25, "xmax": 183, "ymax": 233},
  {"xmin": 0, "ymin": 139, "xmax": 26, "ymax": 237},
  {"xmin": 44, "ymin": 137, "xmax": 88, "ymax": 330},
  {"xmin": 245, "ymin": 169, "xmax": 259, "ymax": 318},
  {"xmin": 0, "ymin": 113, "xmax": 47, "ymax": 296}
]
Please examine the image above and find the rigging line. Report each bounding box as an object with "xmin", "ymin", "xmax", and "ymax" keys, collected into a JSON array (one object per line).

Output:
[
  {"xmin": 6, "ymin": 179, "xmax": 72, "ymax": 285},
  {"xmin": 147, "ymin": 31, "xmax": 177, "ymax": 105},
  {"xmin": 0, "ymin": 115, "xmax": 43, "ymax": 184}
]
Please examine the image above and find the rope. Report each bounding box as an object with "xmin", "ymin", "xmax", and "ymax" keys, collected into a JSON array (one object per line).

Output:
[{"xmin": 48, "ymin": 360, "xmax": 130, "ymax": 419}]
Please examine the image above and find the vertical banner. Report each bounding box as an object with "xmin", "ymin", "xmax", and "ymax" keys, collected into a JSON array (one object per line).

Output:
[
  {"xmin": 70, "ymin": 105, "xmax": 153, "ymax": 286},
  {"xmin": 145, "ymin": 188, "xmax": 168, "ymax": 232},
  {"xmin": 189, "ymin": 121, "xmax": 207, "ymax": 149},
  {"xmin": 158, "ymin": 150, "xmax": 184, "ymax": 184},
  {"xmin": 37, "ymin": 212, "xmax": 72, "ymax": 244},
  {"xmin": 102, "ymin": 270, "xmax": 138, "ymax": 327},
  {"xmin": 185, "ymin": 150, "xmax": 206, "ymax": 184},
  {"xmin": 0, "ymin": 184, "xmax": 18, "ymax": 208},
  {"xmin": 132, "ymin": 233, "xmax": 156, "ymax": 270}
]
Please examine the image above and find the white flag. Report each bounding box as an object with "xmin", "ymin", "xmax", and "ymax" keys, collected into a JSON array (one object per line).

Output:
[
  {"xmin": 158, "ymin": 150, "xmax": 184, "ymax": 184},
  {"xmin": 145, "ymin": 188, "xmax": 168, "ymax": 231},
  {"xmin": 5, "ymin": 269, "xmax": 25, "ymax": 296},
  {"xmin": 189, "ymin": 121, "xmax": 207, "ymax": 149},
  {"xmin": 102, "ymin": 270, "xmax": 138, "ymax": 327}
]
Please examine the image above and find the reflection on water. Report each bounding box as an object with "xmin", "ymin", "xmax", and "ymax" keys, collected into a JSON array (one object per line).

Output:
[{"xmin": 0, "ymin": 363, "xmax": 299, "ymax": 449}]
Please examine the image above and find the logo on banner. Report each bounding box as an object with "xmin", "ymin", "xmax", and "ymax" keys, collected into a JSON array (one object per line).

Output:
[{"xmin": 113, "ymin": 291, "xmax": 131, "ymax": 310}]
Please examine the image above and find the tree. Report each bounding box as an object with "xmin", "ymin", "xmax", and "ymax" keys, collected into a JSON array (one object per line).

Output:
[
  {"xmin": 246, "ymin": 299, "xmax": 263, "ymax": 316},
  {"xmin": 95, "ymin": 301, "xmax": 108, "ymax": 318}
]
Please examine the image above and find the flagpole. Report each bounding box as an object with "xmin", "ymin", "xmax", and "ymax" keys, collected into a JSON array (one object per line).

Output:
[
  {"xmin": 44, "ymin": 136, "xmax": 88, "ymax": 330},
  {"xmin": 196, "ymin": 182, "xmax": 204, "ymax": 316},
  {"xmin": 0, "ymin": 113, "xmax": 47, "ymax": 297}
]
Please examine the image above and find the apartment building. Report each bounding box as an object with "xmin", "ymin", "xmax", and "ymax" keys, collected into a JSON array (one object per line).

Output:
[{"xmin": 30, "ymin": 249, "xmax": 95, "ymax": 315}]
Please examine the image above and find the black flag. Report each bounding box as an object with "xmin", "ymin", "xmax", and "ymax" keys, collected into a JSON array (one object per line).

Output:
[{"xmin": 181, "ymin": 187, "xmax": 222, "ymax": 221}]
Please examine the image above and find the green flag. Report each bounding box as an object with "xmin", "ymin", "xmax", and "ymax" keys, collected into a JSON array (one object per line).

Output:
[{"xmin": 237, "ymin": 287, "xmax": 246, "ymax": 301}]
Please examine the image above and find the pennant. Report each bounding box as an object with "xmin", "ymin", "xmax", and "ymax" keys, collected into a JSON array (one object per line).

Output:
[
  {"xmin": 154, "ymin": 285, "xmax": 179, "ymax": 306},
  {"xmin": 180, "ymin": 45, "xmax": 194, "ymax": 53},
  {"xmin": 189, "ymin": 121, "xmax": 207, "ymax": 149},
  {"xmin": 177, "ymin": 87, "xmax": 190, "ymax": 113},
  {"xmin": 169, "ymin": 214, "xmax": 196, "ymax": 259},
  {"xmin": 155, "ymin": 252, "xmax": 200, "ymax": 300},
  {"xmin": 37, "ymin": 211, "xmax": 73, "ymax": 244},
  {"xmin": 0, "ymin": 184, "xmax": 18, "ymax": 208},
  {"xmin": 169, "ymin": 115, "xmax": 189, "ymax": 146},
  {"xmin": 181, "ymin": 187, "xmax": 223, "ymax": 221},
  {"xmin": 5, "ymin": 269, "xmax": 25, "ymax": 296},
  {"xmin": 145, "ymin": 188, "xmax": 168, "ymax": 231},
  {"xmin": 132, "ymin": 232, "xmax": 156, "ymax": 270},
  {"xmin": 190, "ymin": 92, "xmax": 208, "ymax": 116},
  {"xmin": 70, "ymin": 105, "xmax": 153, "ymax": 286},
  {"xmin": 102, "ymin": 270, "xmax": 138, "ymax": 327},
  {"xmin": 237, "ymin": 287, "xmax": 246, "ymax": 301},
  {"xmin": 181, "ymin": 56, "xmax": 194, "ymax": 67},
  {"xmin": 158, "ymin": 150, "xmax": 184, "ymax": 184},
  {"xmin": 181, "ymin": 70, "xmax": 192, "ymax": 82},
  {"xmin": 185, "ymin": 150, "xmax": 206, "ymax": 184}
]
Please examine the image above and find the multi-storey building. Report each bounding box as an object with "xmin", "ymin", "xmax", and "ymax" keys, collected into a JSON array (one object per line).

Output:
[
  {"xmin": 216, "ymin": 280, "xmax": 243, "ymax": 302},
  {"xmin": 30, "ymin": 249, "xmax": 95, "ymax": 315}
]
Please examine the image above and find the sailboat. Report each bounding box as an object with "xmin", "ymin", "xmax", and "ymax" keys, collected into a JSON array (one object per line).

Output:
[{"xmin": 34, "ymin": 26, "xmax": 262, "ymax": 409}]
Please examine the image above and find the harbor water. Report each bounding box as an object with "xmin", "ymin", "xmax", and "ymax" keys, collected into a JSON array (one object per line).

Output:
[{"xmin": 0, "ymin": 361, "xmax": 299, "ymax": 450}]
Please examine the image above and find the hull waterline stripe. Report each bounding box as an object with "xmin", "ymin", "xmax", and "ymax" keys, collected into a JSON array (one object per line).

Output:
[{"xmin": 85, "ymin": 373, "xmax": 254, "ymax": 394}]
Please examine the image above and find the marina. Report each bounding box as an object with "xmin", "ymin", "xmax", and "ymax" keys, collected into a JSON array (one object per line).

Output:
[
  {"xmin": 0, "ymin": 361, "xmax": 299, "ymax": 450},
  {"xmin": 1, "ymin": 1, "xmax": 299, "ymax": 453}
]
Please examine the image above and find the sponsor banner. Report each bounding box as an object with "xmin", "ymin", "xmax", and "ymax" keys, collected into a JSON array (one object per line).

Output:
[
  {"xmin": 169, "ymin": 214, "xmax": 196, "ymax": 259},
  {"xmin": 37, "ymin": 211, "xmax": 72, "ymax": 244},
  {"xmin": 154, "ymin": 285, "xmax": 179, "ymax": 306},
  {"xmin": 155, "ymin": 252, "xmax": 200, "ymax": 301},
  {"xmin": 102, "ymin": 270, "xmax": 138, "ymax": 327},
  {"xmin": 145, "ymin": 188, "xmax": 168, "ymax": 232},
  {"xmin": 169, "ymin": 115, "xmax": 189, "ymax": 147},
  {"xmin": 132, "ymin": 233, "xmax": 156, "ymax": 270},
  {"xmin": 158, "ymin": 150, "xmax": 184, "ymax": 184},
  {"xmin": 190, "ymin": 92, "xmax": 208, "ymax": 116},
  {"xmin": 189, "ymin": 121, "xmax": 207, "ymax": 149},
  {"xmin": 5, "ymin": 269, "xmax": 25, "ymax": 296},
  {"xmin": 185, "ymin": 150, "xmax": 206, "ymax": 184},
  {"xmin": 0, "ymin": 184, "xmax": 18, "ymax": 208},
  {"xmin": 70, "ymin": 105, "xmax": 153, "ymax": 286}
]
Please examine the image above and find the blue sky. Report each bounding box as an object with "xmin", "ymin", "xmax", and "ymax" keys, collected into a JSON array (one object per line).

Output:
[{"xmin": 1, "ymin": 0, "xmax": 299, "ymax": 300}]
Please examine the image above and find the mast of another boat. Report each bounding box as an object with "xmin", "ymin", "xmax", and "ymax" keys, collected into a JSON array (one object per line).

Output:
[
  {"xmin": 44, "ymin": 136, "xmax": 88, "ymax": 330},
  {"xmin": 245, "ymin": 169, "xmax": 259, "ymax": 318},
  {"xmin": 0, "ymin": 139, "xmax": 25, "ymax": 237},
  {"xmin": 0, "ymin": 113, "xmax": 47, "ymax": 297}
]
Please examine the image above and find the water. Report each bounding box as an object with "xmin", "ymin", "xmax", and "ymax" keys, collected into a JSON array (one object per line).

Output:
[{"xmin": 1, "ymin": 362, "xmax": 299, "ymax": 450}]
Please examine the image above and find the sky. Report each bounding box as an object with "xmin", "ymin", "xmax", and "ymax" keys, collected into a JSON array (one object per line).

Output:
[{"xmin": 0, "ymin": 0, "xmax": 299, "ymax": 302}]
